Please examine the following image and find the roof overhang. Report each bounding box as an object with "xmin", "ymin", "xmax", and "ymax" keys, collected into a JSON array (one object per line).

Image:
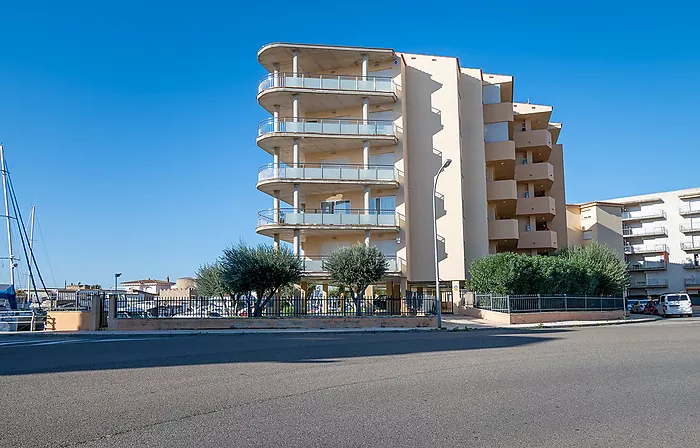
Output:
[
  {"xmin": 513, "ymin": 102, "xmax": 553, "ymax": 129},
  {"xmin": 258, "ymin": 43, "xmax": 396, "ymax": 73},
  {"xmin": 483, "ymin": 73, "xmax": 514, "ymax": 102}
]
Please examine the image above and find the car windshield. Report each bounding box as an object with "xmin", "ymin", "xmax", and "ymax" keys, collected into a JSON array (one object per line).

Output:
[{"xmin": 665, "ymin": 295, "xmax": 689, "ymax": 302}]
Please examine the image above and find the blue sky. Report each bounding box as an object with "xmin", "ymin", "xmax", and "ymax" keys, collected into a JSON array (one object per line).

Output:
[{"xmin": 0, "ymin": 1, "xmax": 698, "ymax": 288}]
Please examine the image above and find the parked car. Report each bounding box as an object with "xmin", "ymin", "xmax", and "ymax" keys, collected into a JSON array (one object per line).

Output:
[
  {"xmin": 630, "ymin": 300, "xmax": 649, "ymax": 314},
  {"xmin": 655, "ymin": 293, "xmax": 693, "ymax": 317},
  {"xmin": 643, "ymin": 300, "xmax": 658, "ymax": 315}
]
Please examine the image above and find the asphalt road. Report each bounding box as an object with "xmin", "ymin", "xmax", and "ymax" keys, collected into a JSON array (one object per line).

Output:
[{"xmin": 1, "ymin": 318, "xmax": 700, "ymax": 448}]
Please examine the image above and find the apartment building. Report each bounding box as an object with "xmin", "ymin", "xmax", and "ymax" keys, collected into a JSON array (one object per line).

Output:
[
  {"xmin": 254, "ymin": 43, "xmax": 566, "ymax": 296},
  {"xmin": 569, "ymin": 187, "xmax": 700, "ymax": 301}
]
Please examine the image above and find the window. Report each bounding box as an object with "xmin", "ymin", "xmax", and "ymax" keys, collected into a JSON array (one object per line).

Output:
[
  {"xmin": 484, "ymin": 122, "xmax": 509, "ymax": 142},
  {"xmin": 583, "ymin": 231, "xmax": 593, "ymax": 240},
  {"xmin": 370, "ymin": 196, "xmax": 395, "ymax": 214},
  {"xmin": 320, "ymin": 200, "xmax": 350, "ymax": 214},
  {"xmin": 482, "ymin": 84, "xmax": 501, "ymax": 104}
]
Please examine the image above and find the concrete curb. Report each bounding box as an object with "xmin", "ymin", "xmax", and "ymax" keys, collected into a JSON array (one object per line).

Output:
[
  {"xmin": 0, "ymin": 327, "xmax": 438, "ymax": 337},
  {"xmin": 444, "ymin": 316, "xmax": 664, "ymax": 331}
]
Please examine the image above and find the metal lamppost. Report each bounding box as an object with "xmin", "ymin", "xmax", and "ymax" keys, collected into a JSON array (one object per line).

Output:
[
  {"xmin": 432, "ymin": 159, "xmax": 452, "ymax": 329},
  {"xmin": 114, "ymin": 273, "xmax": 122, "ymax": 293}
]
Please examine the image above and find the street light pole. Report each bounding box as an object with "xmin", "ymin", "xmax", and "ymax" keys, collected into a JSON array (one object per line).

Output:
[
  {"xmin": 114, "ymin": 272, "xmax": 122, "ymax": 294},
  {"xmin": 432, "ymin": 159, "xmax": 452, "ymax": 329}
]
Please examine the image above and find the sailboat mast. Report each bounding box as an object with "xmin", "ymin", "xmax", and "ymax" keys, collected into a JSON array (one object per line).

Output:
[
  {"xmin": 27, "ymin": 205, "xmax": 35, "ymax": 299},
  {"xmin": 0, "ymin": 145, "xmax": 14, "ymax": 287}
]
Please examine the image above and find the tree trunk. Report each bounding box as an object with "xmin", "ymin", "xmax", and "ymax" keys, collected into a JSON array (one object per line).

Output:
[{"xmin": 354, "ymin": 290, "xmax": 363, "ymax": 317}]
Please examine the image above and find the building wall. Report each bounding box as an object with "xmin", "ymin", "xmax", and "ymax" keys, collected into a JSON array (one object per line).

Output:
[
  {"xmin": 566, "ymin": 205, "xmax": 583, "ymax": 246},
  {"xmin": 549, "ymin": 143, "xmax": 568, "ymax": 247},
  {"xmin": 459, "ymin": 68, "xmax": 490, "ymax": 269},
  {"xmin": 401, "ymin": 53, "xmax": 466, "ymax": 282}
]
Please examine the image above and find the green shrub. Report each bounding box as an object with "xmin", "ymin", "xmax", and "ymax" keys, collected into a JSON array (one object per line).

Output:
[{"xmin": 469, "ymin": 242, "xmax": 628, "ymax": 296}]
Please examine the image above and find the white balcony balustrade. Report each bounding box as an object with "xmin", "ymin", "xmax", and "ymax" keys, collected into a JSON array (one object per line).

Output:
[
  {"xmin": 257, "ymin": 163, "xmax": 397, "ymax": 183},
  {"xmin": 258, "ymin": 72, "xmax": 393, "ymax": 94}
]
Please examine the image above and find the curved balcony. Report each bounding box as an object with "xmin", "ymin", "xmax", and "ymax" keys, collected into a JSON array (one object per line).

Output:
[
  {"xmin": 256, "ymin": 117, "xmax": 397, "ymax": 155},
  {"xmin": 622, "ymin": 227, "xmax": 667, "ymax": 238},
  {"xmin": 257, "ymin": 163, "xmax": 399, "ymax": 203},
  {"xmin": 302, "ymin": 255, "xmax": 401, "ymax": 277},
  {"xmin": 678, "ymin": 206, "xmax": 700, "ymax": 217},
  {"xmin": 622, "ymin": 209, "xmax": 666, "ymax": 221},
  {"xmin": 256, "ymin": 208, "xmax": 400, "ymax": 238},
  {"xmin": 257, "ymin": 73, "xmax": 396, "ymax": 114}
]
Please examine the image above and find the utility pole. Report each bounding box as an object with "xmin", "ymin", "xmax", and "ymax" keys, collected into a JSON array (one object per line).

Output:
[{"xmin": 0, "ymin": 145, "xmax": 15, "ymax": 287}]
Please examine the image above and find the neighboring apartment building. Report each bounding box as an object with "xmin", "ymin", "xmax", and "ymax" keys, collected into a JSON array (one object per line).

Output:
[
  {"xmin": 254, "ymin": 43, "xmax": 566, "ymax": 295},
  {"xmin": 121, "ymin": 278, "xmax": 174, "ymax": 295},
  {"xmin": 570, "ymin": 187, "xmax": 700, "ymax": 302},
  {"xmin": 567, "ymin": 202, "xmax": 624, "ymax": 257}
]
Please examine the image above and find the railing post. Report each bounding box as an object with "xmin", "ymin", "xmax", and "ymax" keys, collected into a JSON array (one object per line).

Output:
[
  {"xmin": 538, "ymin": 294, "xmax": 542, "ymax": 313},
  {"xmin": 490, "ymin": 294, "xmax": 493, "ymax": 311},
  {"xmin": 564, "ymin": 294, "xmax": 567, "ymax": 312},
  {"xmin": 506, "ymin": 295, "xmax": 511, "ymax": 314}
]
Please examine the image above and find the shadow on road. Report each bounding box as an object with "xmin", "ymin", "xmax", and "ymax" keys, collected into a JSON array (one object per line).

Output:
[{"xmin": 0, "ymin": 328, "xmax": 568, "ymax": 376}]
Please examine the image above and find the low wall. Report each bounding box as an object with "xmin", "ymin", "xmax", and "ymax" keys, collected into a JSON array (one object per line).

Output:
[
  {"xmin": 463, "ymin": 307, "xmax": 624, "ymax": 325},
  {"xmin": 111, "ymin": 316, "xmax": 436, "ymax": 331},
  {"xmin": 508, "ymin": 310, "xmax": 625, "ymax": 324},
  {"xmin": 46, "ymin": 311, "xmax": 97, "ymax": 331}
]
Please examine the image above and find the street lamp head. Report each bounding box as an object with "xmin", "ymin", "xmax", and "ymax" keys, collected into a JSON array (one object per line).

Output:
[
  {"xmin": 115, "ymin": 273, "xmax": 122, "ymax": 278},
  {"xmin": 442, "ymin": 159, "xmax": 452, "ymax": 169}
]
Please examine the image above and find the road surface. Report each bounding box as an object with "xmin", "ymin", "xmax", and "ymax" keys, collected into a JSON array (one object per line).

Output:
[{"xmin": 1, "ymin": 317, "xmax": 699, "ymax": 447}]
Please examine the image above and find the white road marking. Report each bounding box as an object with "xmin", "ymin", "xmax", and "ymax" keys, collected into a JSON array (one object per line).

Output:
[{"xmin": 0, "ymin": 337, "xmax": 165, "ymax": 347}]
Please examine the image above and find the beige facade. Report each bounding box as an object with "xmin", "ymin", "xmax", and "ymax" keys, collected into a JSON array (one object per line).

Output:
[
  {"xmin": 255, "ymin": 43, "xmax": 567, "ymax": 294},
  {"xmin": 566, "ymin": 202, "xmax": 624, "ymax": 257}
]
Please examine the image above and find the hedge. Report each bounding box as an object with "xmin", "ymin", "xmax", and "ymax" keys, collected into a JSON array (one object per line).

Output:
[{"xmin": 469, "ymin": 242, "xmax": 628, "ymax": 296}]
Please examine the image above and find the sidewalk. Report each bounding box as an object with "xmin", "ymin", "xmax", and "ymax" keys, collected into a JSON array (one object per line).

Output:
[{"xmin": 443, "ymin": 313, "xmax": 662, "ymax": 330}]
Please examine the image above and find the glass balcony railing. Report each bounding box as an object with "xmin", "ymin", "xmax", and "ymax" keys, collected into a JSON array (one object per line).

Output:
[
  {"xmin": 257, "ymin": 163, "xmax": 397, "ymax": 183},
  {"xmin": 621, "ymin": 209, "xmax": 666, "ymax": 221},
  {"xmin": 681, "ymin": 242, "xmax": 700, "ymax": 251},
  {"xmin": 624, "ymin": 244, "xmax": 669, "ymax": 254},
  {"xmin": 258, "ymin": 118, "xmax": 395, "ymax": 137},
  {"xmin": 628, "ymin": 261, "xmax": 667, "ymax": 271},
  {"xmin": 303, "ymin": 255, "xmax": 399, "ymax": 273},
  {"xmin": 629, "ymin": 279, "xmax": 668, "ymax": 288},
  {"xmin": 257, "ymin": 208, "xmax": 398, "ymax": 228},
  {"xmin": 678, "ymin": 206, "xmax": 700, "ymax": 216},
  {"xmin": 622, "ymin": 227, "xmax": 667, "ymax": 237},
  {"xmin": 258, "ymin": 72, "xmax": 393, "ymax": 94},
  {"xmin": 680, "ymin": 223, "xmax": 700, "ymax": 233}
]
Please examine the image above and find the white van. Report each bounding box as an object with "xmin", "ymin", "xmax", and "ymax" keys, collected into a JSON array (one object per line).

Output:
[{"xmin": 655, "ymin": 293, "xmax": 693, "ymax": 317}]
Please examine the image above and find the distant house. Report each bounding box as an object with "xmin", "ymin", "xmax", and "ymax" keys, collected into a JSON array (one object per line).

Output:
[{"xmin": 120, "ymin": 278, "xmax": 175, "ymax": 295}]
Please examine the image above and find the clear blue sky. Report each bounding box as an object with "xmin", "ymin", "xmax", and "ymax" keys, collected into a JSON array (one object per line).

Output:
[{"xmin": 1, "ymin": 1, "xmax": 698, "ymax": 288}]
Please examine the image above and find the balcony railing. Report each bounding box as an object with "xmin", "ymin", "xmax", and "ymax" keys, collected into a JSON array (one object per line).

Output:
[
  {"xmin": 303, "ymin": 255, "xmax": 400, "ymax": 273},
  {"xmin": 681, "ymin": 241, "xmax": 700, "ymax": 251},
  {"xmin": 258, "ymin": 72, "xmax": 393, "ymax": 94},
  {"xmin": 685, "ymin": 277, "xmax": 700, "ymax": 286},
  {"xmin": 629, "ymin": 279, "xmax": 668, "ymax": 288},
  {"xmin": 683, "ymin": 261, "xmax": 700, "ymax": 269},
  {"xmin": 257, "ymin": 208, "xmax": 398, "ymax": 228},
  {"xmin": 679, "ymin": 223, "xmax": 700, "ymax": 233},
  {"xmin": 621, "ymin": 209, "xmax": 666, "ymax": 221},
  {"xmin": 624, "ymin": 244, "xmax": 669, "ymax": 255},
  {"xmin": 258, "ymin": 118, "xmax": 395, "ymax": 137},
  {"xmin": 257, "ymin": 163, "xmax": 397, "ymax": 183},
  {"xmin": 622, "ymin": 227, "xmax": 667, "ymax": 237},
  {"xmin": 628, "ymin": 261, "xmax": 667, "ymax": 271},
  {"xmin": 678, "ymin": 206, "xmax": 700, "ymax": 217}
]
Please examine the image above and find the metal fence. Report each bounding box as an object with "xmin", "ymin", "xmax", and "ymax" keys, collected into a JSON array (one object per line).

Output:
[
  {"xmin": 474, "ymin": 294, "xmax": 625, "ymax": 314},
  {"xmin": 0, "ymin": 311, "xmax": 47, "ymax": 331},
  {"xmin": 116, "ymin": 295, "xmax": 438, "ymax": 319}
]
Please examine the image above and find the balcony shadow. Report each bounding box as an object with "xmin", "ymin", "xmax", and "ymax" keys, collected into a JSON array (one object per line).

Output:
[{"xmin": 0, "ymin": 328, "xmax": 568, "ymax": 376}]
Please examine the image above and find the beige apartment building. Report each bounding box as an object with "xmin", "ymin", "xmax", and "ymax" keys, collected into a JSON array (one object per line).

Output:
[
  {"xmin": 568, "ymin": 187, "xmax": 700, "ymax": 303},
  {"xmin": 255, "ymin": 43, "xmax": 566, "ymax": 296}
]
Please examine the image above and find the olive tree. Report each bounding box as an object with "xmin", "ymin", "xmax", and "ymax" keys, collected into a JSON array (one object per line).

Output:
[
  {"xmin": 324, "ymin": 244, "xmax": 388, "ymax": 316},
  {"xmin": 220, "ymin": 243, "xmax": 302, "ymax": 317},
  {"xmin": 555, "ymin": 242, "xmax": 629, "ymax": 296},
  {"xmin": 195, "ymin": 263, "xmax": 229, "ymax": 299}
]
